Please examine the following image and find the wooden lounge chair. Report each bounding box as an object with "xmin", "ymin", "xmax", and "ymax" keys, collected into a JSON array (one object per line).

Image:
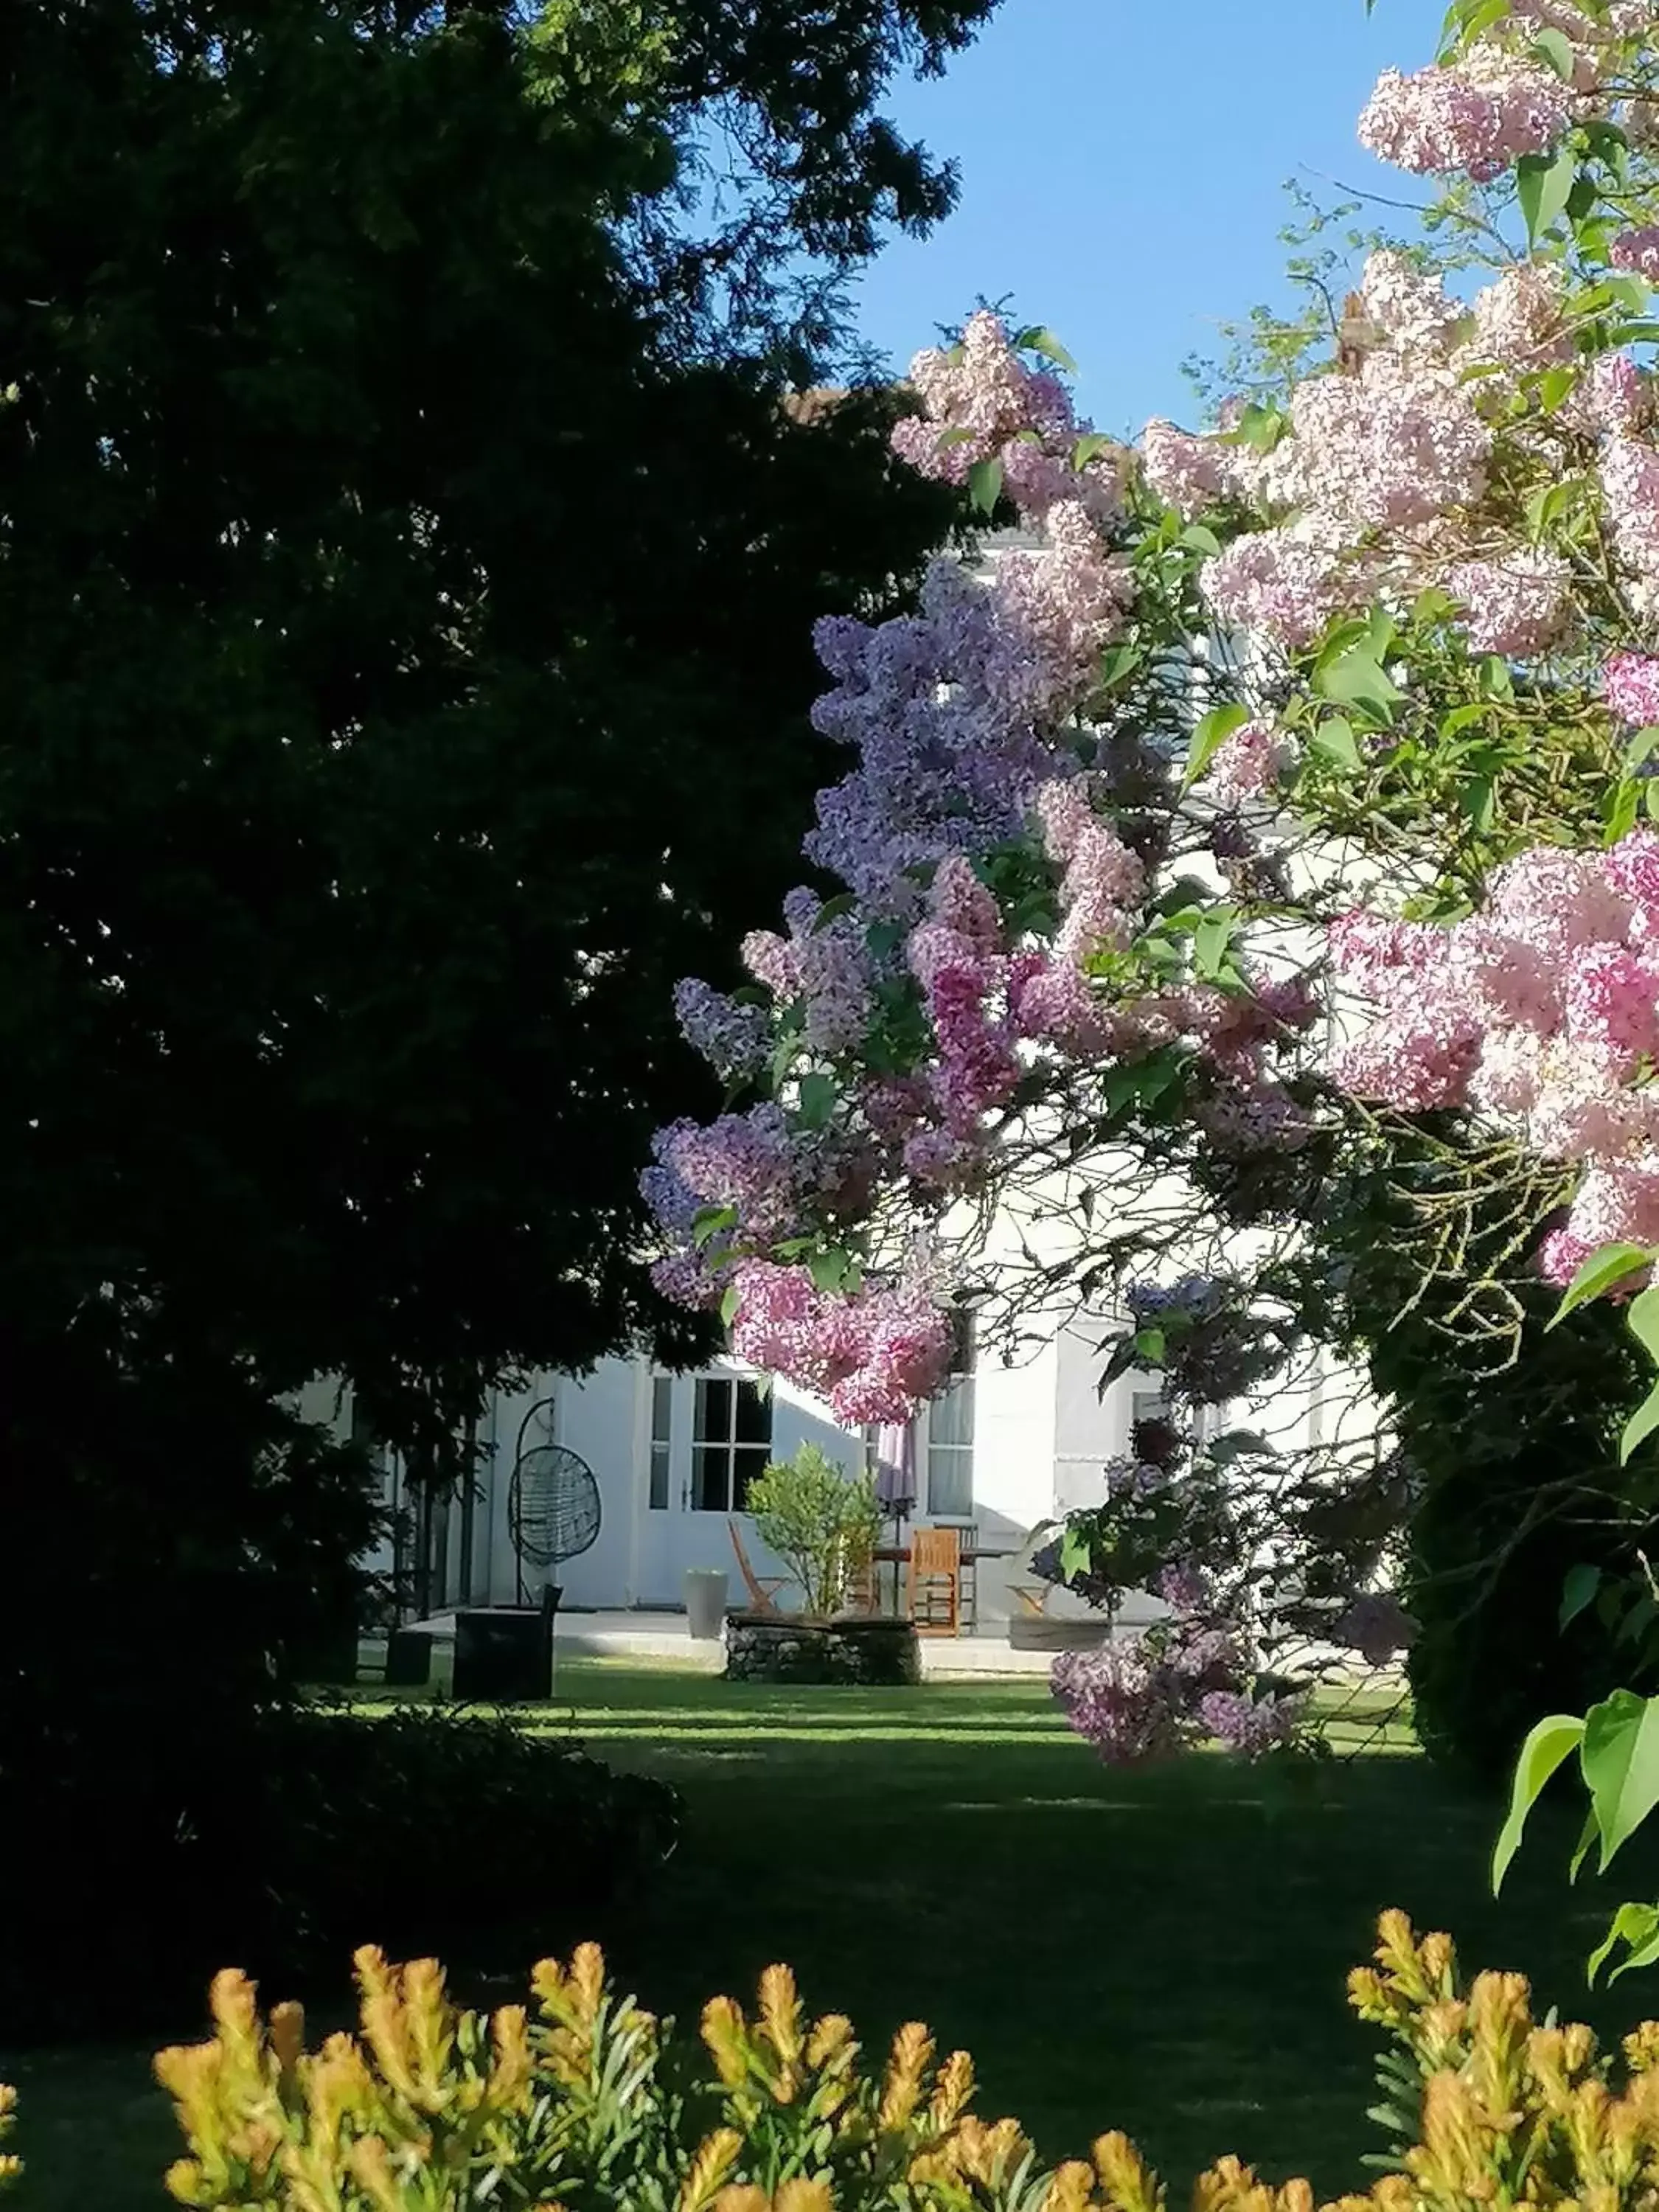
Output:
[
  {"xmin": 909, "ymin": 1525, "xmax": 961, "ymax": 1635},
  {"xmin": 728, "ymin": 1519, "xmax": 790, "ymax": 1615}
]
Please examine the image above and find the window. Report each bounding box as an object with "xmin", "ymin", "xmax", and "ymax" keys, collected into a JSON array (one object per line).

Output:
[
  {"xmin": 648, "ymin": 1376, "xmax": 672, "ymax": 1512},
  {"xmin": 692, "ymin": 1377, "xmax": 773, "ymax": 1512},
  {"xmin": 926, "ymin": 1308, "xmax": 975, "ymax": 1519}
]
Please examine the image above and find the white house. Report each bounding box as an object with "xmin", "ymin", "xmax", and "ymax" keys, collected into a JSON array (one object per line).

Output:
[
  {"xmin": 296, "ymin": 519, "xmax": 1380, "ymax": 1634},
  {"xmin": 302, "ymin": 1287, "xmax": 1361, "ymax": 1632}
]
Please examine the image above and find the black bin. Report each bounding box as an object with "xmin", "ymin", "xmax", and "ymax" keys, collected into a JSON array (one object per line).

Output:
[
  {"xmin": 385, "ymin": 1627, "xmax": 435, "ymax": 1688},
  {"xmin": 452, "ymin": 1587, "xmax": 560, "ymax": 1703}
]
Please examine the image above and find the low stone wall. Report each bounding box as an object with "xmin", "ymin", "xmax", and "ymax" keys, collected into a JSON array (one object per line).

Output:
[{"xmin": 724, "ymin": 1612, "xmax": 922, "ymax": 1687}]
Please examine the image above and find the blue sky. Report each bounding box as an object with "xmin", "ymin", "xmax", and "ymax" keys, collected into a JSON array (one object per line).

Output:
[{"xmin": 852, "ymin": 0, "xmax": 1451, "ymax": 435}]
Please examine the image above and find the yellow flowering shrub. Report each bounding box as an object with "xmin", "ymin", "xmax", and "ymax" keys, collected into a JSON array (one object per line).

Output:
[
  {"xmin": 0, "ymin": 2082, "xmax": 18, "ymax": 2192},
  {"xmin": 142, "ymin": 1913, "xmax": 1659, "ymax": 2212}
]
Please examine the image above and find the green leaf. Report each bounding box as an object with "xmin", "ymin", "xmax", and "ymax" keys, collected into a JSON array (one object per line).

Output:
[
  {"xmin": 1234, "ymin": 403, "xmax": 1286, "ymax": 454},
  {"xmin": 1582, "ymin": 1689, "xmax": 1659, "ymax": 1870},
  {"xmin": 1531, "ymin": 27, "xmax": 1576, "ymax": 80},
  {"xmin": 1626, "ymin": 1377, "xmax": 1659, "ymax": 1464},
  {"xmin": 1629, "ymin": 1281, "xmax": 1659, "ymax": 1367},
  {"xmin": 1570, "ymin": 1803, "xmax": 1599, "ymax": 1882},
  {"xmin": 1549, "ymin": 1240, "xmax": 1653, "ymax": 1325},
  {"xmin": 1194, "ymin": 910, "xmax": 1237, "ymax": 981},
  {"xmin": 1310, "ymin": 716, "xmax": 1363, "ymax": 772},
  {"xmin": 1098, "ymin": 641, "xmax": 1145, "ymax": 687},
  {"xmin": 692, "ymin": 1205, "xmax": 737, "ymax": 1249},
  {"xmin": 1183, "ymin": 703, "xmax": 1249, "ymax": 790},
  {"xmin": 1072, "ymin": 432, "xmax": 1116, "ymax": 470},
  {"xmin": 1132, "ymin": 1326, "xmax": 1166, "ymax": 1364},
  {"xmin": 1179, "ymin": 523, "xmax": 1222, "ymax": 557},
  {"xmin": 1517, "ymin": 145, "xmax": 1578, "ymax": 244},
  {"xmin": 1459, "ymin": 776, "xmax": 1496, "ymax": 832},
  {"xmin": 1606, "ymin": 1906, "xmax": 1659, "ymax": 1983},
  {"xmin": 935, "ymin": 425, "xmax": 976, "ymax": 449},
  {"xmin": 1607, "ymin": 778, "xmax": 1642, "ymax": 845},
  {"xmin": 1060, "ymin": 1527, "xmax": 1092, "ymax": 1581},
  {"xmin": 1318, "ymin": 648, "xmax": 1403, "ymax": 717},
  {"xmin": 810, "ymin": 891, "xmax": 858, "ymax": 932},
  {"xmin": 1630, "ymin": 726, "xmax": 1659, "ymax": 769},
  {"xmin": 1440, "ymin": 703, "xmax": 1492, "ymax": 739},
  {"xmin": 967, "ymin": 458, "xmax": 1004, "ymax": 515},
  {"xmin": 1440, "ymin": 0, "xmax": 1509, "ymax": 55},
  {"xmin": 1562, "ymin": 1564, "xmax": 1603, "ymax": 1631},
  {"xmin": 1589, "ymin": 1902, "xmax": 1659, "ymax": 1986},
  {"xmin": 1492, "ymin": 1711, "xmax": 1586, "ymax": 1893},
  {"xmin": 796, "ymin": 1071, "xmax": 838, "ymax": 1130},
  {"xmin": 1538, "ymin": 362, "xmax": 1578, "ymax": 414},
  {"xmin": 1478, "ymin": 654, "xmax": 1514, "ymax": 703},
  {"xmin": 1013, "ymin": 325, "xmax": 1078, "ymax": 374},
  {"xmin": 719, "ymin": 1284, "xmax": 742, "ymax": 1329},
  {"xmin": 808, "ymin": 1247, "xmax": 850, "ymax": 1296}
]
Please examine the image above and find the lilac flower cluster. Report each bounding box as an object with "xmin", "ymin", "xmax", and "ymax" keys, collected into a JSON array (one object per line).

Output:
[
  {"xmin": 1050, "ymin": 1620, "xmax": 1295, "ymax": 1767},
  {"xmin": 1357, "ymin": 51, "xmax": 1573, "ymax": 180},
  {"xmin": 1124, "ymin": 1276, "xmax": 1292, "ymax": 1405},
  {"xmin": 1329, "ymin": 830, "xmax": 1659, "ymax": 1284}
]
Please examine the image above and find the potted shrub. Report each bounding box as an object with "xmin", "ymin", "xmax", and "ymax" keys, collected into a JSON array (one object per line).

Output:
[{"xmin": 744, "ymin": 1444, "xmax": 881, "ymax": 1619}]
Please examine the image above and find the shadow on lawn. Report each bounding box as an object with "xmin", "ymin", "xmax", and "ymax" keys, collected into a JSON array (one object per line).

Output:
[{"xmin": 3, "ymin": 1661, "xmax": 1640, "ymax": 2212}]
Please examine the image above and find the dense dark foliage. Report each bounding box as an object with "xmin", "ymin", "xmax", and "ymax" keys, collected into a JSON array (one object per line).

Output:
[
  {"xmin": 0, "ymin": 0, "xmax": 995, "ymax": 2025},
  {"xmin": 0, "ymin": 1695, "xmax": 681, "ymax": 2037}
]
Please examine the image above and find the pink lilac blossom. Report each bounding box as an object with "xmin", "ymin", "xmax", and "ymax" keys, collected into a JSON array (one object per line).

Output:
[
  {"xmin": 1486, "ymin": 846, "xmax": 1636, "ymax": 968},
  {"xmin": 927, "ymin": 961, "xmax": 1020, "ymax": 1131},
  {"xmin": 1357, "ymin": 248, "xmax": 1465, "ymax": 355},
  {"xmin": 672, "ymin": 978, "xmax": 770, "ymax": 1079},
  {"xmin": 1613, "ymin": 226, "xmax": 1659, "ymax": 282},
  {"xmin": 1201, "ymin": 720, "xmax": 1292, "ymax": 803},
  {"xmin": 1563, "ymin": 943, "xmax": 1659, "ymax": 1071},
  {"xmin": 1607, "ymin": 652, "xmax": 1659, "ymax": 728},
  {"xmin": 1051, "ymin": 1641, "xmax": 1191, "ymax": 1765},
  {"xmin": 889, "ymin": 310, "xmax": 1122, "ymax": 524},
  {"xmin": 1009, "ymin": 956, "xmax": 1114, "ymax": 1054},
  {"xmin": 1357, "ymin": 52, "xmax": 1573, "ymax": 181},
  {"xmin": 1197, "ymin": 1689, "xmax": 1301, "ymax": 1756},
  {"xmin": 742, "ymin": 927, "xmax": 802, "ymax": 999},
  {"xmin": 1054, "ymin": 817, "xmax": 1144, "ymax": 963},
  {"xmin": 1158, "ymin": 1561, "xmax": 1214, "ymax": 1615},
  {"xmin": 984, "ymin": 501, "xmax": 1133, "ymax": 717},
  {"xmin": 1200, "ymin": 521, "xmax": 1363, "ymax": 651},
  {"xmin": 726, "ymin": 1259, "xmax": 954, "ymax": 1424},
  {"xmin": 1601, "ymin": 437, "xmax": 1659, "ymax": 599},
  {"xmin": 1573, "ymin": 355, "xmax": 1649, "ymax": 441},
  {"xmin": 890, "ymin": 311, "xmax": 1076, "ymax": 482},
  {"xmin": 1458, "ymin": 262, "xmax": 1571, "ymax": 380},
  {"xmin": 656, "ymin": 1105, "xmax": 802, "ymax": 1242},
  {"xmin": 1327, "ymin": 831, "xmax": 1659, "ymax": 1293},
  {"xmin": 1194, "ymin": 1080, "xmax": 1318, "ymax": 1154},
  {"xmin": 1276, "ymin": 356, "xmax": 1489, "ymax": 532},
  {"xmin": 1446, "ymin": 549, "xmax": 1571, "ymax": 656},
  {"xmin": 1526, "ymin": 1051, "xmax": 1659, "ymax": 1158},
  {"xmin": 1139, "ymin": 419, "xmax": 1240, "ymax": 518},
  {"xmin": 1607, "ymin": 825, "xmax": 1659, "ymax": 939},
  {"xmin": 929, "ymin": 852, "xmax": 1004, "ymax": 955},
  {"xmin": 1333, "ymin": 1592, "xmax": 1416, "ymax": 1666}
]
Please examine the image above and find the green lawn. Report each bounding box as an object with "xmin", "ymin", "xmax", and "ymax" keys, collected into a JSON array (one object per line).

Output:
[{"xmin": 5, "ymin": 1660, "xmax": 1649, "ymax": 2209}]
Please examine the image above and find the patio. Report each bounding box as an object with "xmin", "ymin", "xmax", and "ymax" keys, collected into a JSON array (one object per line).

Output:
[{"xmin": 383, "ymin": 1605, "xmax": 1076, "ymax": 1677}]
